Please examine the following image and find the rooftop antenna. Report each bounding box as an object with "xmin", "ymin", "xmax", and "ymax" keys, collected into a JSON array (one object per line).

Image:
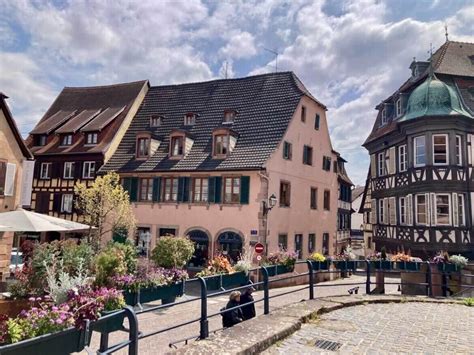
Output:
[
  {"xmin": 444, "ymin": 23, "xmax": 449, "ymax": 42},
  {"xmin": 428, "ymin": 43, "xmax": 434, "ymax": 77},
  {"xmin": 224, "ymin": 60, "xmax": 228, "ymax": 79},
  {"xmin": 264, "ymin": 47, "xmax": 279, "ymax": 72}
]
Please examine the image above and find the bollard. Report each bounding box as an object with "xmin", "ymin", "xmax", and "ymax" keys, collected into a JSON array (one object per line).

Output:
[
  {"xmin": 306, "ymin": 260, "xmax": 315, "ymax": 300},
  {"xmin": 198, "ymin": 277, "xmax": 209, "ymax": 339},
  {"xmin": 262, "ymin": 266, "xmax": 270, "ymax": 315},
  {"xmin": 426, "ymin": 261, "xmax": 433, "ymax": 297},
  {"xmin": 365, "ymin": 260, "xmax": 371, "ymax": 294}
]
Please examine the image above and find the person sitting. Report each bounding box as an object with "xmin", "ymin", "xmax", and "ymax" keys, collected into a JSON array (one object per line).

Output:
[
  {"xmin": 222, "ymin": 291, "xmax": 243, "ymax": 328},
  {"xmin": 240, "ymin": 287, "xmax": 256, "ymax": 320}
]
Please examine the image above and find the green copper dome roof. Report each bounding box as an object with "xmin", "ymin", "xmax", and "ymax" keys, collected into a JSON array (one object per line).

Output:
[{"xmin": 400, "ymin": 76, "xmax": 473, "ymax": 121}]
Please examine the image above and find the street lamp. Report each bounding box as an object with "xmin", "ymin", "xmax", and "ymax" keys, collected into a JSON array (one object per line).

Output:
[{"xmin": 262, "ymin": 194, "xmax": 277, "ymax": 255}]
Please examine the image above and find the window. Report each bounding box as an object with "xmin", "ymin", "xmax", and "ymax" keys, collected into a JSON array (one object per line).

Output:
[
  {"xmin": 83, "ymin": 161, "xmax": 95, "ymax": 179},
  {"xmin": 278, "ymin": 234, "xmax": 288, "ymax": 250},
  {"xmin": 163, "ymin": 177, "xmax": 178, "ymax": 202},
  {"xmin": 435, "ymin": 194, "xmax": 450, "ymax": 225},
  {"xmin": 63, "ymin": 162, "xmax": 75, "ymax": 179},
  {"xmin": 193, "ymin": 177, "xmax": 208, "ymax": 203},
  {"xmin": 223, "ymin": 110, "xmax": 235, "ymax": 123},
  {"xmin": 310, "ymin": 187, "xmax": 317, "ymax": 209},
  {"xmin": 294, "ymin": 234, "xmax": 303, "ymax": 259},
  {"xmin": 303, "ymin": 145, "xmax": 313, "ymax": 165},
  {"xmin": 214, "ymin": 135, "xmax": 229, "ymax": 156},
  {"xmin": 378, "ymin": 199, "xmax": 385, "ymax": 224},
  {"xmin": 415, "ymin": 195, "xmax": 427, "ymax": 225},
  {"xmin": 322, "ymin": 233, "xmax": 329, "ymax": 255},
  {"xmin": 399, "ymin": 197, "xmax": 407, "ymax": 225},
  {"xmin": 61, "ymin": 134, "xmax": 72, "ymax": 146},
  {"xmin": 456, "ymin": 135, "xmax": 462, "ymax": 165},
  {"xmin": 457, "ymin": 194, "xmax": 465, "ymax": 226},
  {"xmin": 433, "ymin": 134, "xmax": 448, "ymax": 165},
  {"xmin": 398, "ymin": 145, "xmax": 407, "ymax": 172},
  {"xmin": 301, "ymin": 106, "xmax": 306, "ymax": 122},
  {"xmin": 61, "ymin": 194, "xmax": 73, "ymax": 213},
  {"xmin": 35, "ymin": 135, "xmax": 47, "ymax": 146},
  {"xmin": 322, "ymin": 156, "xmax": 331, "ymax": 171},
  {"xmin": 150, "ymin": 115, "xmax": 162, "ymax": 127},
  {"xmin": 396, "ymin": 99, "xmax": 402, "ymax": 116},
  {"xmin": 40, "ymin": 162, "xmax": 51, "ymax": 179},
  {"xmin": 279, "ymin": 181, "xmax": 291, "ymax": 207},
  {"xmin": 0, "ymin": 161, "xmax": 6, "ymax": 195},
  {"xmin": 86, "ymin": 132, "xmax": 98, "ymax": 145},
  {"xmin": 136, "ymin": 137, "xmax": 150, "ymax": 158},
  {"xmin": 223, "ymin": 176, "xmax": 240, "ymax": 203},
  {"xmin": 377, "ymin": 152, "xmax": 385, "ymax": 176},
  {"xmin": 314, "ymin": 114, "xmax": 320, "ymax": 130},
  {"xmin": 139, "ymin": 178, "xmax": 153, "ymax": 201},
  {"xmin": 171, "ymin": 136, "xmax": 184, "ymax": 157},
  {"xmin": 323, "ymin": 190, "xmax": 330, "ymax": 211},
  {"xmin": 283, "ymin": 141, "xmax": 292, "ymax": 160},
  {"xmin": 308, "ymin": 233, "xmax": 315, "ymax": 253},
  {"xmin": 184, "ymin": 113, "xmax": 196, "ymax": 126},
  {"xmin": 381, "ymin": 109, "xmax": 387, "ymax": 125},
  {"xmin": 414, "ymin": 136, "xmax": 426, "ymax": 167}
]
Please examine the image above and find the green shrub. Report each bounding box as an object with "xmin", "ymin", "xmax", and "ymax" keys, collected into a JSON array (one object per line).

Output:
[
  {"xmin": 106, "ymin": 240, "xmax": 138, "ymax": 274},
  {"xmin": 94, "ymin": 248, "xmax": 127, "ymax": 287},
  {"xmin": 463, "ymin": 298, "xmax": 474, "ymax": 307},
  {"xmin": 151, "ymin": 236, "xmax": 195, "ymax": 269}
]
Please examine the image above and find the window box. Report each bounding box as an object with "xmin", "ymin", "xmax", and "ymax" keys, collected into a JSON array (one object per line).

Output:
[
  {"xmin": 91, "ymin": 310, "xmax": 125, "ymax": 334},
  {"xmin": 436, "ymin": 263, "xmax": 459, "ymax": 273},
  {"xmin": 332, "ymin": 260, "xmax": 357, "ymax": 271},
  {"xmin": 264, "ymin": 264, "xmax": 294, "ymax": 277},
  {"xmin": 202, "ymin": 272, "xmax": 249, "ymax": 291},
  {"xmin": 396, "ymin": 261, "xmax": 421, "ymax": 271},
  {"xmin": 123, "ymin": 282, "xmax": 185, "ymax": 306},
  {"xmin": 309, "ymin": 260, "xmax": 330, "ymax": 271},
  {"xmin": 370, "ymin": 260, "xmax": 392, "ymax": 270}
]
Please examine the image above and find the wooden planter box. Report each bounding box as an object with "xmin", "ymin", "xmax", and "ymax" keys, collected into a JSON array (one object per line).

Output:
[
  {"xmin": 123, "ymin": 282, "xmax": 184, "ymax": 306},
  {"xmin": 396, "ymin": 261, "xmax": 421, "ymax": 271},
  {"xmin": 333, "ymin": 260, "xmax": 357, "ymax": 271},
  {"xmin": 309, "ymin": 261, "xmax": 330, "ymax": 271},
  {"xmin": 371, "ymin": 260, "xmax": 392, "ymax": 270},
  {"xmin": 0, "ymin": 327, "xmax": 86, "ymax": 355},
  {"xmin": 91, "ymin": 310, "xmax": 125, "ymax": 334}
]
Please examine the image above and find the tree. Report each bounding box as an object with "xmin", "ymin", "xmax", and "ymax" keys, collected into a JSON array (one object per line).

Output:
[{"xmin": 74, "ymin": 172, "xmax": 136, "ymax": 251}]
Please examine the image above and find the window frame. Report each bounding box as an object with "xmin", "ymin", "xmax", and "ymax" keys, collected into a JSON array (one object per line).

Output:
[
  {"xmin": 377, "ymin": 152, "xmax": 385, "ymax": 176},
  {"xmin": 414, "ymin": 136, "xmax": 426, "ymax": 167},
  {"xmin": 301, "ymin": 105, "xmax": 306, "ymax": 122},
  {"xmin": 60, "ymin": 134, "xmax": 73, "ymax": 146},
  {"xmin": 63, "ymin": 162, "xmax": 75, "ymax": 180},
  {"xmin": 283, "ymin": 141, "xmax": 292, "ymax": 160},
  {"xmin": 396, "ymin": 98, "xmax": 402, "ymax": 117},
  {"xmin": 162, "ymin": 177, "xmax": 178, "ymax": 202},
  {"xmin": 61, "ymin": 194, "xmax": 73, "ymax": 213},
  {"xmin": 378, "ymin": 199, "xmax": 385, "ymax": 224},
  {"xmin": 0, "ymin": 160, "xmax": 6, "ymax": 196},
  {"xmin": 303, "ymin": 145, "xmax": 313, "ymax": 166},
  {"xmin": 294, "ymin": 234, "xmax": 303, "ymax": 259},
  {"xmin": 223, "ymin": 110, "xmax": 236, "ymax": 123},
  {"xmin": 139, "ymin": 178, "xmax": 153, "ymax": 202},
  {"xmin": 136, "ymin": 137, "xmax": 150, "ymax": 159},
  {"xmin": 40, "ymin": 162, "xmax": 51, "ymax": 180},
  {"xmin": 399, "ymin": 196, "xmax": 407, "ymax": 225},
  {"xmin": 455, "ymin": 135, "xmax": 462, "ymax": 166},
  {"xmin": 458, "ymin": 194, "xmax": 465, "ymax": 226},
  {"xmin": 381, "ymin": 108, "xmax": 387, "ymax": 125},
  {"xmin": 398, "ymin": 145, "xmax": 407, "ymax": 172},
  {"xmin": 314, "ymin": 114, "xmax": 320, "ymax": 130},
  {"xmin": 85, "ymin": 132, "xmax": 98, "ymax": 145},
  {"xmin": 308, "ymin": 233, "xmax": 315, "ymax": 253},
  {"xmin": 36, "ymin": 135, "xmax": 47, "ymax": 146},
  {"xmin": 310, "ymin": 187, "xmax": 317, "ymax": 210},
  {"xmin": 82, "ymin": 161, "xmax": 96, "ymax": 179},
  {"xmin": 432, "ymin": 134, "xmax": 449, "ymax": 166},
  {"xmin": 278, "ymin": 234, "xmax": 288, "ymax": 250},
  {"xmin": 213, "ymin": 134, "xmax": 229, "ymax": 157},
  {"xmin": 223, "ymin": 176, "xmax": 241, "ymax": 204},
  {"xmin": 184, "ymin": 113, "xmax": 196, "ymax": 126},
  {"xmin": 323, "ymin": 189, "xmax": 330, "ymax": 211},
  {"xmin": 192, "ymin": 176, "xmax": 209, "ymax": 203},
  {"xmin": 279, "ymin": 181, "xmax": 291, "ymax": 207},
  {"xmin": 150, "ymin": 115, "xmax": 162, "ymax": 127},
  {"xmin": 415, "ymin": 194, "xmax": 427, "ymax": 225},
  {"xmin": 170, "ymin": 136, "xmax": 184, "ymax": 157},
  {"xmin": 434, "ymin": 193, "xmax": 451, "ymax": 226}
]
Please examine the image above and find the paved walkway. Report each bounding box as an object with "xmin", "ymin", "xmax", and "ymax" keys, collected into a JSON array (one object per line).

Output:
[
  {"xmin": 264, "ymin": 302, "xmax": 474, "ymax": 354},
  {"xmin": 85, "ymin": 273, "xmax": 398, "ymax": 354}
]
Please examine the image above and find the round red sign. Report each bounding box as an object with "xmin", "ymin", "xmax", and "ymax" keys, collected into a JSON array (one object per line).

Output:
[{"xmin": 254, "ymin": 243, "xmax": 264, "ymax": 254}]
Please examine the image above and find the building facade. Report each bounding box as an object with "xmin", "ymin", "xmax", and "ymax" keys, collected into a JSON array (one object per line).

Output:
[
  {"xmin": 0, "ymin": 93, "xmax": 34, "ymax": 279},
  {"xmin": 101, "ymin": 72, "xmax": 341, "ymax": 266},
  {"xmin": 350, "ymin": 185, "xmax": 365, "ymax": 255},
  {"xmin": 25, "ymin": 81, "xmax": 149, "ymax": 241},
  {"xmin": 361, "ymin": 41, "xmax": 474, "ymax": 259},
  {"xmin": 335, "ymin": 154, "xmax": 353, "ymax": 254}
]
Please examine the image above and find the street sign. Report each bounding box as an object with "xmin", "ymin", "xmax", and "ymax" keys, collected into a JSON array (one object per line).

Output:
[
  {"xmin": 256, "ymin": 255, "xmax": 262, "ymax": 261},
  {"xmin": 255, "ymin": 242, "xmax": 264, "ymax": 254}
]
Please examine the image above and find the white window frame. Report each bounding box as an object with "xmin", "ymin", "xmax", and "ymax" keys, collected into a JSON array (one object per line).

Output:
[
  {"xmin": 63, "ymin": 162, "xmax": 74, "ymax": 179},
  {"xmin": 184, "ymin": 114, "xmax": 196, "ymax": 126},
  {"xmin": 396, "ymin": 98, "xmax": 402, "ymax": 117},
  {"xmin": 415, "ymin": 194, "xmax": 428, "ymax": 225},
  {"xmin": 434, "ymin": 193, "xmax": 451, "ymax": 226},
  {"xmin": 83, "ymin": 161, "xmax": 95, "ymax": 179},
  {"xmin": 61, "ymin": 134, "xmax": 73, "ymax": 146},
  {"xmin": 457, "ymin": 194, "xmax": 465, "ymax": 226},
  {"xmin": 150, "ymin": 115, "xmax": 162, "ymax": 127},
  {"xmin": 398, "ymin": 145, "xmax": 407, "ymax": 172},
  {"xmin": 86, "ymin": 132, "xmax": 98, "ymax": 145},
  {"xmin": 378, "ymin": 199, "xmax": 385, "ymax": 224},
  {"xmin": 61, "ymin": 194, "xmax": 73, "ymax": 213},
  {"xmin": 399, "ymin": 197, "xmax": 407, "ymax": 225},
  {"xmin": 455, "ymin": 135, "xmax": 462, "ymax": 166},
  {"xmin": 377, "ymin": 152, "xmax": 385, "ymax": 176},
  {"xmin": 432, "ymin": 134, "xmax": 449, "ymax": 166},
  {"xmin": 38, "ymin": 135, "xmax": 47, "ymax": 146},
  {"xmin": 414, "ymin": 136, "xmax": 426, "ymax": 167},
  {"xmin": 381, "ymin": 109, "xmax": 387, "ymax": 125},
  {"xmin": 40, "ymin": 162, "xmax": 51, "ymax": 179}
]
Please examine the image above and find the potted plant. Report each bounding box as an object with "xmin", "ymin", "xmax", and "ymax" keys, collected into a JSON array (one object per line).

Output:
[
  {"xmin": 307, "ymin": 252, "xmax": 330, "ymax": 271},
  {"xmin": 432, "ymin": 252, "xmax": 468, "ymax": 273},
  {"xmin": 391, "ymin": 252, "xmax": 420, "ymax": 271},
  {"xmin": 331, "ymin": 247, "xmax": 357, "ymax": 271},
  {"xmin": 196, "ymin": 255, "xmax": 248, "ymax": 290},
  {"xmin": 84, "ymin": 288, "xmax": 126, "ymax": 334},
  {"xmin": 367, "ymin": 248, "xmax": 392, "ymax": 270},
  {"xmin": 262, "ymin": 251, "xmax": 297, "ymax": 276}
]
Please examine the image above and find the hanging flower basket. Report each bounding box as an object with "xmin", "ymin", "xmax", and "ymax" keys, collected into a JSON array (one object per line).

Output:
[
  {"xmin": 333, "ymin": 260, "xmax": 357, "ymax": 271},
  {"xmin": 309, "ymin": 261, "xmax": 330, "ymax": 271},
  {"xmin": 0, "ymin": 327, "xmax": 86, "ymax": 355},
  {"xmin": 91, "ymin": 310, "xmax": 126, "ymax": 334},
  {"xmin": 371, "ymin": 260, "xmax": 393, "ymax": 270},
  {"xmin": 437, "ymin": 263, "xmax": 459, "ymax": 273},
  {"xmin": 396, "ymin": 261, "xmax": 421, "ymax": 271}
]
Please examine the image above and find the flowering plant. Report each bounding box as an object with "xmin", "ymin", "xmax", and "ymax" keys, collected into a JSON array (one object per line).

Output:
[
  {"xmin": 431, "ymin": 252, "xmax": 450, "ymax": 264},
  {"xmin": 391, "ymin": 252, "xmax": 412, "ymax": 262},
  {"xmin": 264, "ymin": 250, "xmax": 298, "ymax": 268},
  {"xmin": 196, "ymin": 255, "xmax": 235, "ymax": 277},
  {"xmin": 112, "ymin": 267, "xmax": 188, "ymax": 292},
  {"xmin": 448, "ymin": 254, "xmax": 468, "ymax": 269},
  {"xmin": 331, "ymin": 247, "xmax": 356, "ymax": 261},
  {"xmin": 308, "ymin": 252, "xmax": 326, "ymax": 262}
]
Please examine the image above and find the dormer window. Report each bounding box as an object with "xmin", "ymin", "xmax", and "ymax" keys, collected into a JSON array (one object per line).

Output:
[
  {"xmin": 136, "ymin": 136, "xmax": 150, "ymax": 158},
  {"xmin": 169, "ymin": 130, "xmax": 193, "ymax": 158},
  {"xmin": 150, "ymin": 115, "xmax": 162, "ymax": 127},
  {"xmin": 214, "ymin": 135, "xmax": 229, "ymax": 155},
  {"xmin": 35, "ymin": 135, "xmax": 47, "ymax": 146},
  {"xmin": 184, "ymin": 113, "xmax": 196, "ymax": 126},
  {"xmin": 381, "ymin": 109, "xmax": 387, "ymax": 125},
  {"xmin": 396, "ymin": 99, "xmax": 402, "ymax": 117},
  {"xmin": 86, "ymin": 132, "xmax": 98, "ymax": 145},
  {"xmin": 171, "ymin": 136, "xmax": 184, "ymax": 156},
  {"xmin": 61, "ymin": 134, "xmax": 73, "ymax": 146},
  {"xmin": 223, "ymin": 110, "xmax": 236, "ymax": 123},
  {"xmin": 212, "ymin": 128, "xmax": 237, "ymax": 158}
]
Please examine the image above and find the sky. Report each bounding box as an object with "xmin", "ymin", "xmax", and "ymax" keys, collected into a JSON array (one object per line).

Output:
[{"xmin": 1, "ymin": 0, "xmax": 473, "ymax": 185}]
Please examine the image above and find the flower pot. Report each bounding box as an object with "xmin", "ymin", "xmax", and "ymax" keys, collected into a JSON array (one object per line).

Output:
[
  {"xmin": 0, "ymin": 327, "xmax": 85, "ymax": 355},
  {"xmin": 309, "ymin": 260, "xmax": 330, "ymax": 271},
  {"xmin": 371, "ymin": 260, "xmax": 392, "ymax": 270},
  {"xmin": 222, "ymin": 272, "xmax": 249, "ymax": 289},
  {"xmin": 92, "ymin": 310, "xmax": 125, "ymax": 334},
  {"xmin": 264, "ymin": 264, "xmax": 294, "ymax": 276},
  {"xmin": 123, "ymin": 291, "xmax": 139, "ymax": 306},
  {"xmin": 396, "ymin": 261, "xmax": 420, "ymax": 271},
  {"xmin": 333, "ymin": 260, "xmax": 357, "ymax": 271},
  {"xmin": 437, "ymin": 263, "xmax": 459, "ymax": 273},
  {"xmin": 140, "ymin": 283, "xmax": 185, "ymax": 304}
]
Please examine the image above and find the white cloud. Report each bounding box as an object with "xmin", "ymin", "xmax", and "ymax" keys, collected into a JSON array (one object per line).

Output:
[{"xmin": 219, "ymin": 31, "xmax": 257, "ymax": 59}]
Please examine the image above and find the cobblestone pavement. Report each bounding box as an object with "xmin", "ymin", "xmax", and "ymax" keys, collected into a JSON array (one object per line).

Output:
[
  {"xmin": 84, "ymin": 273, "xmax": 399, "ymax": 354},
  {"xmin": 264, "ymin": 302, "xmax": 474, "ymax": 354}
]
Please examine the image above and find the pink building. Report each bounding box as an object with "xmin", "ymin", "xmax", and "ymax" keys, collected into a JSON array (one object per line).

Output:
[{"xmin": 101, "ymin": 72, "xmax": 342, "ymax": 267}]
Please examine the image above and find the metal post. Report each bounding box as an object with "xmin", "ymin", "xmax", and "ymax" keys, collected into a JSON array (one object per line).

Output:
[
  {"xmin": 123, "ymin": 306, "xmax": 138, "ymax": 355},
  {"xmin": 262, "ymin": 266, "xmax": 270, "ymax": 314},
  {"xmin": 99, "ymin": 333, "xmax": 109, "ymax": 352},
  {"xmin": 307, "ymin": 260, "xmax": 314, "ymax": 300},
  {"xmin": 442, "ymin": 273, "xmax": 448, "ymax": 297},
  {"xmin": 198, "ymin": 277, "xmax": 209, "ymax": 339},
  {"xmin": 426, "ymin": 262, "xmax": 433, "ymax": 297},
  {"xmin": 365, "ymin": 260, "xmax": 371, "ymax": 295}
]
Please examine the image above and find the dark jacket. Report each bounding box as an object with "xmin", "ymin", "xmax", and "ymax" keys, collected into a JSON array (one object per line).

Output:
[
  {"xmin": 222, "ymin": 299, "xmax": 243, "ymax": 328},
  {"xmin": 240, "ymin": 292, "xmax": 256, "ymax": 320}
]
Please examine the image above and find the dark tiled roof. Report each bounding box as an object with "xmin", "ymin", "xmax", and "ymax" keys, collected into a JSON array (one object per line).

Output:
[
  {"xmin": 102, "ymin": 72, "xmax": 314, "ymax": 173},
  {"xmin": 351, "ymin": 186, "xmax": 365, "ymax": 202}
]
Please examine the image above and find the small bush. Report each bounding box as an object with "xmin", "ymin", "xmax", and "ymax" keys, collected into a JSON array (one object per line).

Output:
[
  {"xmin": 151, "ymin": 236, "xmax": 195, "ymax": 269},
  {"xmin": 463, "ymin": 298, "xmax": 474, "ymax": 307}
]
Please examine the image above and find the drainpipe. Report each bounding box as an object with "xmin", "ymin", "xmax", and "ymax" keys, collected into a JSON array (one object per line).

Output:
[{"xmin": 258, "ymin": 170, "xmax": 270, "ymax": 254}]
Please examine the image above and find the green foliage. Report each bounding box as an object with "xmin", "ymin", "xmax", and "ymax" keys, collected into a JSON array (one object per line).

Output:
[
  {"xmin": 7, "ymin": 280, "xmax": 29, "ymax": 299},
  {"xmin": 151, "ymin": 236, "xmax": 195, "ymax": 269},
  {"xmin": 94, "ymin": 242, "xmax": 137, "ymax": 286},
  {"xmin": 6, "ymin": 319, "xmax": 26, "ymax": 343},
  {"xmin": 463, "ymin": 298, "xmax": 474, "ymax": 307},
  {"xmin": 106, "ymin": 240, "xmax": 138, "ymax": 274}
]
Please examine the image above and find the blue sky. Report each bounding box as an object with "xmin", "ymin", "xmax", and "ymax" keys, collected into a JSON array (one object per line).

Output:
[{"xmin": 0, "ymin": 0, "xmax": 473, "ymax": 185}]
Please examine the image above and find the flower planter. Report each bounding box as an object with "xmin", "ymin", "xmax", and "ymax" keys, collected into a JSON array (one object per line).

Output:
[
  {"xmin": 91, "ymin": 310, "xmax": 125, "ymax": 334},
  {"xmin": 123, "ymin": 291, "xmax": 139, "ymax": 306},
  {"xmin": 371, "ymin": 260, "xmax": 392, "ymax": 270},
  {"xmin": 222, "ymin": 272, "xmax": 249, "ymax": 289},
  {"xmin": 309, "ymin": 261, "xmax": 330, "ymax": 271},
  {"xmin": 396, "ymin": 261, "xmax": 420, "ymax": 271},
  {"xmin": 0, "ymin": 327, "xmax": 85, "ymax": 355},
  {"xmin": 123, "ymin": 282, "xmax": 184, "ymax": 306},
  {"xmin": 333, "ymin": 260, "xmax": 357, "ymax": 271},
  {"xmin": 437, "ymin": 263, "xmax": 459, "ymax": 273},
  {"xmin": 264, "ymin": 265, "xmax": 294, "ymax": 277}
]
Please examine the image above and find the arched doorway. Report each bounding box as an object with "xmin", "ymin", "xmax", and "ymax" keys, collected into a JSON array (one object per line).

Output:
[
  {"xmin": 187, "ymin": 229, "xmax": 210, "ymax": 267},
  {"xmin": 217, "ymin": 231, "xmax": 243, "ymax": 263}
]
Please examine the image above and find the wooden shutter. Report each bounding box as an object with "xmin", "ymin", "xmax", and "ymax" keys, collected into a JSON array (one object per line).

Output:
[
  {"xmin": 177, "ymin": 177, "xmax": 190, "ymax": 202},
  {"xmin": 428, "ymin": 193, "xmax": 435, "ymax": 226},
  {"xmin": 4, "ymin": 163, "xmax": 16, "ymax": 196},
  {"xmin": 129, "ymin": 177, "xmax": 138, "ymax": 202},
  {"xmin": 52, "ymin": 162, "xmax": 61, "ymax": 178},
  {"xmin": 75, "ymin": 161, "xmax": 82, "ymax": 179},
  {"xmin": 407, "ymin": 194, "xmax": 413, "ymax": 225},
  {"xmin": 453, "ymin": 193, "xmax": 459, "ymax": 227},
  {"xmin": 383, "ymin": 198, "xmax": 389, "ymax": 224},
  {"xmin": 240, "ymin": 176, "xmax": 250, "ymax": 204},
  {"xmin": 370, "ymin": 199, "xmax": 376, "ymax": 224},
  {"xmin": 152, "ymin": 177, "xmax": 161, "ymax": 202},
  {"xmin": 214, "ymin": 177, "xmax": 222, "ymax": 203},
  {"xmin": 208, "ymin": 177, "xmax": 222, "ymax": 203},
  {"xmin": 388, "ymin": 147, "xmax": 396, "ymax": 174},
  {"xmin": 53, "ymin": 193, "xmax": 61, "ymax": 213},
  {"xmin": 389, "ymin": 197, "xmax": 396, "ymax": 225},
  {"xmin": 370, "ymin": 155, "xmax": 376, "ymax": 178}
]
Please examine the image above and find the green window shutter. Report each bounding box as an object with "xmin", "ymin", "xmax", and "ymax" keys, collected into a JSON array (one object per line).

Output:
[
  {"xmin": 240, "ymin": 176, "xmax": 250, "ymax": 204},
  {"xmin": 152, "ymin": 177, "xmax": 161, "ymax": 202},
  {"xmin": 214, "ymin": 176, "xmax": 222, "ymax": 204},
  {"xmin": 122, "ymin": 178, "xmax": 132, "ymax": 200},
  {"xmin": 130, "ymin": 177, "xmax": 139, "ymax": 202},
  {"xmin": 178, "ymin": 177, "xmax": 190, "ymax": 202},
  {"xmin": 208, "ymin": 177, "xmax": 216, "ymax": 203}
]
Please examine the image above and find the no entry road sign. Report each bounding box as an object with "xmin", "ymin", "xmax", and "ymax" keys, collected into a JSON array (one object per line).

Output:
[{"xmin": 255, "ymin": 243, "xmax": 264, "ymax": 254}]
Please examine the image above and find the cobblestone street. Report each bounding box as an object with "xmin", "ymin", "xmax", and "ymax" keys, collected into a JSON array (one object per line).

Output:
[{"xmin": 264, "ymin": 302, "xmax": 474, "ymax": 354}]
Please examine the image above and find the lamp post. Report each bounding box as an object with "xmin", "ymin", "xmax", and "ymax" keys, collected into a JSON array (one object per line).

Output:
[{"xmin": 262, "ymin": 194, "xmax": 277, "ymax": 254}]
